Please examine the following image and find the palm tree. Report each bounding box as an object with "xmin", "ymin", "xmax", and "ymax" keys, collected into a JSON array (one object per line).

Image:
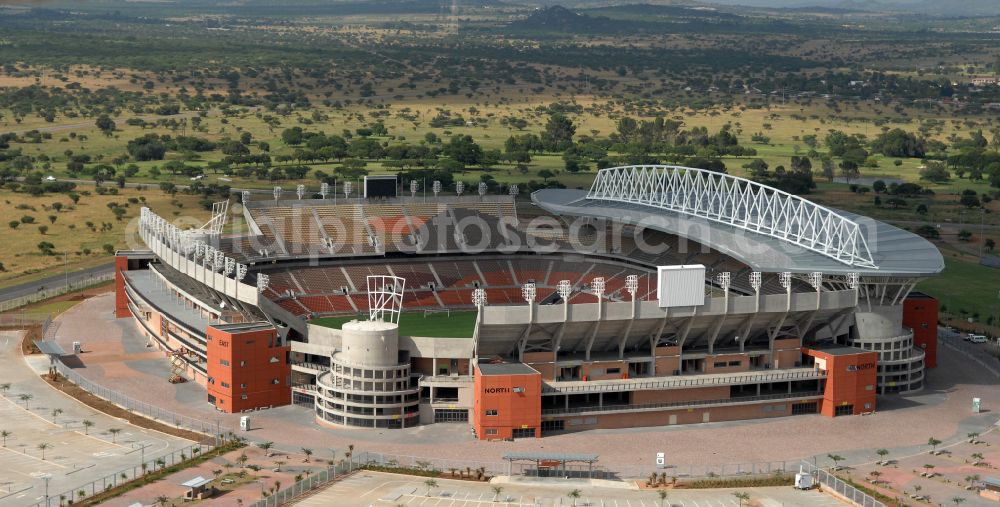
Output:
[
  {"xmin": 928, "ymin": 437, "xmax": 942, "ymax": 453},
  {"xmin": 302, "ymin": 447, "xmax": 313, "ymax": 462},
  {"xmin": 971, "ymin": 452, "xmax": 984, "ymax": 464},
  {"xmin": 37, "ymin": 442, "xmax": 51, "ymax": 460},
  {"xmin": 155, "ymin": 495, "xmax": 169, "ymax": 506},
  {"xmin": 0, "ymin": 383, "xmax": 11, "ymax": 395},
  {"xmin": 967, "ymin": 432, "xmax": 980, "ymax": 443},
  {"xmin": 346, "ymin": 444, "xmax": 354, "ymax": 472},
  {"xmin": 0, "ymin": 430, "xmax": 10, "ymax": 447},
  {"xmin": 257, "ymin": 441, "xmax": 274, "ymax": 457},
  {"xmin": 108, "ymin": 428, "xmax": 121, "ymax": 443},
  {"xmin": 273, "ymin": 460, "xmax": 285, "ymax": 472},
  {"xmin": 923, "ymin": 464, "xmax": 935, "ymax": 476},
  {"xmin": 733, "ymin": 492, "xmax": 750, "ymax": 507},
  {"xmin": 274, "ymin": 480, "xmax": 282, "ymax": 492},
  {"xmin": 567, "ymin": 489, "xmax": 581, "ymax": 506},
  {"xmin": 657, "ymin": 490, "xmax": 668, "ymax": 507},
  {"xmin": 869, "ymin": 471, "xmax": 882, "ymax": 484},
  {"xmin": 424, "ymin": 479, "xmax": 438, "ymax": 496},
  {"xmin": 237, "ymin": 453, "xmax": 249, "ymax": 467},
  {"xmin": 875, "ymin": 448, "xmax": 889, "ymax": 464},
  {"xmin": 155, "ymin": 458, "xmax": 166, "ymax": 471},
  {"xmin": 51, "ymin": 408, "xmax": 63, "ymax": 423},
  {"xmin": 82, "ymin": 420, "xmax": 94, "ymax": 435},
  {"xmin": 827, "ymin": 454, "xmax": 844, "ymax": 470},
  {"xmin": 952, "ymin": 497, "xmax": 965, "ymax": 505},
  {"xmin": 18, "ymin": 393, "xmax": 32, "ymax": 409},
  {"xmin": 491, "ymin": 485, "xmax": 504, "ymax": 502}
]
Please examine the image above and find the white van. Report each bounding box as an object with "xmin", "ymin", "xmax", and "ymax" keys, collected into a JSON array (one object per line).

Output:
[{"xmin": 969, "ymin": 335, "xmax": 988, "ymax": 344}]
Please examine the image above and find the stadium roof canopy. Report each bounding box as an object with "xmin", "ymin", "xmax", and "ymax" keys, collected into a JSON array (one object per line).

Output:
[{"xmin": 532, "ymin": 166, "xmax": 943, "ymax": 277}]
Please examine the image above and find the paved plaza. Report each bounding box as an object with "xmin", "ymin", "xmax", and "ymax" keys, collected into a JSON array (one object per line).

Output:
[
  {"xmin": 294, "ymin": 471, "xmax": 847, "ymax": 507},
  {"xmin": 50, "ymin": 293, "xmax": 1000, "ymax": 476},
  {"xmin": 0, "ymin": 330, "xmax": 193, "ymax": 507}
]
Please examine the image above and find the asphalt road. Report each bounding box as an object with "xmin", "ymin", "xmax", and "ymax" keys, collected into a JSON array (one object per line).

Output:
[{"xmin": 0, "ymin": 262, "xmax": 114, "ymax": 306}]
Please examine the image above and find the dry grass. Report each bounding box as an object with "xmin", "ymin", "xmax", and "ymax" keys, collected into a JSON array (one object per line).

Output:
[{"xmin": 0, "ymin": 187, "xmax": 210, "ymax": 285}]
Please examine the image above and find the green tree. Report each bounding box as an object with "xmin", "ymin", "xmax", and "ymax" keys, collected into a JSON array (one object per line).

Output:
[
  {"xmin": 733, "ymin": 492, "xmax": 750, "ymax": 507},
  {"xmin": 82, "ymin": 420, "xmax": 94, "ymax": 435},
  {"xmin": 542, "ymin": 113, "xmax": 576, "ymax": 152},
  {"xmin": 95, "ymin": 114, "xmax": 116, "ymax": 135},
  {"xmin": 37, "ymin": 442, "xmax": 51, "ymax": 460}
]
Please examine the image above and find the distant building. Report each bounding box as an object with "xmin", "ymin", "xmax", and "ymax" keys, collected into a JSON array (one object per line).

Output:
[{"xmin": 971, "ymin": 76, "xmax": 1000, "ymax": 87}]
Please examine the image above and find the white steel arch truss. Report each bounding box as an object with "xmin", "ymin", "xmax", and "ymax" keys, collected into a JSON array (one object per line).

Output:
[{"xmin": 587, "ymin": 165, "xmax": 877, "ymax": 269}]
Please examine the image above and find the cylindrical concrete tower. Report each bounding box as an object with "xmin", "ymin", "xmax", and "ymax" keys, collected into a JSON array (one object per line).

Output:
[{"xmin": 314, "ymin": 319, "xmax": 420, "ymax": 428}]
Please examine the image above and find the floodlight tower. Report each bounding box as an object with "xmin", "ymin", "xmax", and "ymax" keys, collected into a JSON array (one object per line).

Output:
[
  {"xmin": 432, "ymin": 180, "xmax": 441, "ymax": 198},
  {"xmin": 625, "ymin": 274, "xmax": 639, "ymax": 318},
  {"xmin": 472, "ymin": 288, "xmax": 487, "ymax": 356},
  {"xmin": 749, "ymin": 271, "xmax": 762, "ymax": 312},
  {"xmin": 522, "ymin": 282, "xmax": 536, "ymax": 325},
  {"xmin": 779, "ymin": 271, "xmax": 793, "ymax": 311},
  {"xmin": 273, "ymin": 186, "xmax": 282, "ymax": 203},
  {"xmin": 241, "ymin": 190, "xmax": 251, "ymax": 205},
  {"xmin": 809, "ymin": 272, "xmax": 824, "ymax": 310},
  {"xmin": 410, "ymin": 180, "xmax": 419, "ymax": 199},
  {"xmin": 455, "ymin": 181, "xmax": 465, "ymax": 198},
  {"xmin": 508, "ymin": 184, "xmax": 519, "ymax": 198},
  {"xmin": 478, "ymin": 181, "xmax": 487, "ymax": 200},
  {"xmin": 296, "ymin": 184, "xmax": 306, "ymax": 200},
  {"xmin": 320, "ymin": 182, "xmax": 329, "ymax": 200},
  {"xmin": 848, "ymin": 272, "xmax": 861, "ymax": 306},
  {"xmin": 344, "ymin": 181, "xmax": 352, "ymax": 201},
  {"xmin": 256, "ymin": 273, "xmax": 270, "ymax": 294},
  {"xmin": 235, "ymin": 263, "xmax": 248, "ymax": 300}
]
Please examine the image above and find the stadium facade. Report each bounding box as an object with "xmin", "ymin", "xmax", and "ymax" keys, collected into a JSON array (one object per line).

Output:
[{"xmin": 115, "ymin": 165, "xmax": 944, "ymax": 439}]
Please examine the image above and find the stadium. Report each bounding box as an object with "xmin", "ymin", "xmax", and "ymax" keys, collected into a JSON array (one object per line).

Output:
[{"xmin": 115, "ymin": 165, "xmax": 944, "ymax": 439}]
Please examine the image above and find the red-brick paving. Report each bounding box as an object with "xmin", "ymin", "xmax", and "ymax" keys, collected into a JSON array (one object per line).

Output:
[{"xmin": 56, "ymin": 293, "xmax": 1000, "ymax": 474}]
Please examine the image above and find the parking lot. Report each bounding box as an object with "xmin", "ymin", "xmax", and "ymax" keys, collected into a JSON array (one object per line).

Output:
[
  {"xmin": 295, "ymin": 472, "xmax": 847, "ymax": 507},
  {"xmin": 0, "ymin": 331, "xmax": 193, "ymax": 506}
]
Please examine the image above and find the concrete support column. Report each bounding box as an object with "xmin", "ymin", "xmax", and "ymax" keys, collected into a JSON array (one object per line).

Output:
[
  {"xmin": 565, "ymin": 395, "xmax": 569, "ymax": 410},
  {"xmin": 787, "ymin": 382, "xmax": 792, "ymax": 394},
  {"xmin": 756, "ymin": 384, "xmax": 761, "ymax": 396},
  {"xmin": 432, "ymin": 358, "xmax": 438, "ymax": 376},
  {"xmin": 598, "ymin": 392, "xmax": 603, "ymax": 408}
]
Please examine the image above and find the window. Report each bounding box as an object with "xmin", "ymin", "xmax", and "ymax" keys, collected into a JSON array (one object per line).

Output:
[
  {"xmin": 485, "ymin": 409, "xmax": 498, "ymax": 416},
  {"xmin": 220, "ymin": 359, "xmax": 230, "ymax": 366},
  {"xmin": 272, "ymin": 378, "xmax": 280, "ymax": 385},
  {"xmin": 607, "ymin": 368, "xmax": 621, "ymax": 374},
  {"xmin": 512, "ymin": 428, "xmax": 535, "ymax": 439},
  {"xmin": 221, "ymin": 382, "xmax": 230, "ymax": 388},
  {"xmin": 240, "ymin": 360, "xmax": 246, "ymax": 367},
  {"xmin": 713, "ymin": 362, "xmax": 727, "ymax": 368},
  {"xmin": 240, "ymin": 394, "xmax": 248, "ymax": 400},
  {"xmin": 240, "ymin": 383, "xmax": 247, "ymax": 388},
  {"xmin": 485, "ymin": 429, "xmax": 498, "ymax": 436},
  {"xmin": 834, "ymin": 404, "xmax": 854, "ymax": 417},
  {"xmin": 728, "ymin": 361, "xmax": 741, "ymax": 367}
]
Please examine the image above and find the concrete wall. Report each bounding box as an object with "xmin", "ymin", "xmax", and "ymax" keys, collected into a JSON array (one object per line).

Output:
[{"xmin": 206, "ymin": 325, "xmax": 291, "ymax": 413}]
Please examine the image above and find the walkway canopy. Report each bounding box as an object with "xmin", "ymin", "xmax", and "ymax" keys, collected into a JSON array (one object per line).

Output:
[{"xmin": 502, "ymin": 452, "xmax": 599, "ymax": 478}]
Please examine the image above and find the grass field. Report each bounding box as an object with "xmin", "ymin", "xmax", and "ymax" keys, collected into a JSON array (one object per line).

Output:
[
  {"xmin": 311, "ymin": 310, "xmax": 478, "ymax": 338},
  {"xmin": 917, "ymin": 257, "xmax": 1000, "ymax": 322},
  {"xmin": 0, "ymin": 187, "xmax": 211, "ymax": 286}
]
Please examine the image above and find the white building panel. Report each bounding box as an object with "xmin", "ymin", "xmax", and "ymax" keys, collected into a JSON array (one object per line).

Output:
[{"xmin": 657, "ymin": 265, "xmax": 706, "ymax": 308}]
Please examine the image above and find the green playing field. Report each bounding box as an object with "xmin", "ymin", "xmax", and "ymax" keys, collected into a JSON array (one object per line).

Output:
[{"xmin": 310, "ymin": 310, "xmax": 478, "ymax": 338}]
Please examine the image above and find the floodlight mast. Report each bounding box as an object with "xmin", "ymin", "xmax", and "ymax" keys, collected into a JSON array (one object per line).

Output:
[
  {"xmin": 809, "ymin": 271, "xmax": 824, "ymax": 310},
  {"xmin": 432, "ymin": 180, "xmax": 442, "ymax": 197},
  {"xmin": 456, "ymin": 181, "xmax": 465, "ymax": 198},
  {"xmin": 320, "ymin": 182, "xmax": 329, "ymax": 200},
  {"xmin": 749, "ymin": 271, "xmax": 762, "ymax": 312},
  {"xmin": 241, "ymin": 190, "xmax": 251, "ymax": 205},
  {"xmin": 508, "ymin": 184, "xmax": 519, "ymax": 197},
  {"xmin": 779, "ymin": 271, "xmax": 793, "ymax": 311},
  {"xmin": 296, "ymin": 184, "xmax": 306, "ymax": 200},
  {"xmin": 367, "ymin": 275, "xmax": 405, "ymax": 324},
  {"xmin": 410, "ymin": 180, "xmax": 419, "ymax": 198},
  {"xmin": 478, "ymin": 182, "xmax": 487, "ymax": 199},
  {"xmin": 273, "ymin": 186, "xmax": 282, "ymax": 202},
  {"xmin": 344, "ymin": 181, "xmax": 352, "ymax": 201}
]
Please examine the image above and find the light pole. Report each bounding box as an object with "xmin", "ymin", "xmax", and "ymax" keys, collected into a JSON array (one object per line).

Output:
[{"xmin": 42, "ymin": 474, "xmax": 51, "ymax": 507}]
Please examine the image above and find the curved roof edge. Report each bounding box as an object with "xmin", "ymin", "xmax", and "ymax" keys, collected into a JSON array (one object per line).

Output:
[{"xmin": 532, "ymin": 188, "xmax": 944, "ymax": 278}]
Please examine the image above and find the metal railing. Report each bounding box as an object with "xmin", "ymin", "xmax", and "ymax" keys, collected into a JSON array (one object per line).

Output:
[
  {"xmin": 800, "ymin": 461, "xmax": 886, "ymax": 507},
  {"xmin": 53, "ymin": 359, "xmax": 222, "ymax": 436},
  {"xmin": 0, "ymin": 272, "xmax": 115, "ymax": 312},
  {"xmin": 542, "ymin": 369, "xmax": 825, "ymax": 394},
  {"xmin": 248, "ymin": 459, "xmax": 354, "ymax": 507},
  {"xmin": 541, "ymin": 391, "xmax": 823, "ymax": 416},
  {"xmin": 31, "ymin": 442, "xmax": 216, "ymax": 507}
]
